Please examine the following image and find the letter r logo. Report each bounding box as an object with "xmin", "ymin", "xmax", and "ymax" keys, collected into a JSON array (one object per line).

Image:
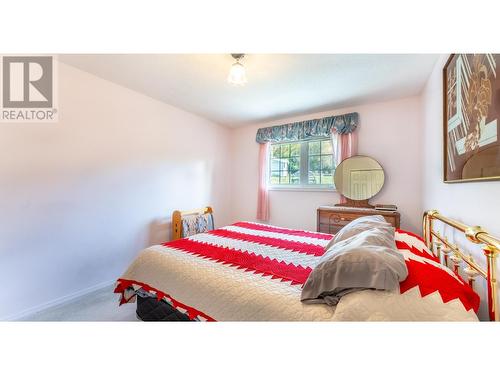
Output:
[{"xmin": 2, "ymin": 56, "xmax": 53, "ymax": 108}]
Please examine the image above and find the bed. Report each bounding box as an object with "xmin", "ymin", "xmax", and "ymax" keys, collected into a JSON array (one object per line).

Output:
[{"xmin": 114, "ymin": 216, "xmax": 487, "ymax": 321}]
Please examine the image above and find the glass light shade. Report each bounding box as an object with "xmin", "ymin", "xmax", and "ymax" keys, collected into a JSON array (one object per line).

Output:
[{"xmin": 227, "ymin": 61, "xmax": 247, "ymax": 86}]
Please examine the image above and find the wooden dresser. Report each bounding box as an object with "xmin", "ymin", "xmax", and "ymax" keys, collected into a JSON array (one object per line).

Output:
[{"xmin": 317, "ymin": 206, "xmax": 400, "ymax": 234}]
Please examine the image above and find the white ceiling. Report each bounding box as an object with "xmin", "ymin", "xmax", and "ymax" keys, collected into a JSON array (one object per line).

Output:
[{"xmin": 58, "ymin": 54, "xmax": 438, "ymax": 127}]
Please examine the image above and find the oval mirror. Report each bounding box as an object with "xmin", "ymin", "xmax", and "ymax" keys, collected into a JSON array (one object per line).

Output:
[{"xmin": 334, "ymin": 155, "xmax": 385, "ymax": 201}]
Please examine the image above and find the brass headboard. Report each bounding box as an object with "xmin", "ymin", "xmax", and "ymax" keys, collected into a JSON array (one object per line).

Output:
[{"xmin": 423, "ymin": 210, "xmax": 500, "ymax": 321}]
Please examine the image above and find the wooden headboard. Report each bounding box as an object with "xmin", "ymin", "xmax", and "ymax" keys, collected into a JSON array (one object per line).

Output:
[{"xmin": 171, "ymin": 206, "xmax": 213, "ymax": 240}]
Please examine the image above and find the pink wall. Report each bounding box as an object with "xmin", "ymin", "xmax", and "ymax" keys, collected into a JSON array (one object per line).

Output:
[
  {"xmin": 0, "ymin": 62, "xmax": 233, "ymax": 320},
  {"xmin": 229, "ymin": 96, "xmax": 423, "ymax": 233}
]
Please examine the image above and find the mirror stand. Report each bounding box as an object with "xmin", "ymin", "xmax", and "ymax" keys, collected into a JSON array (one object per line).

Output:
[{"xmin": 335, "ymin": 197, "xmax": 374, "ymax": 209}]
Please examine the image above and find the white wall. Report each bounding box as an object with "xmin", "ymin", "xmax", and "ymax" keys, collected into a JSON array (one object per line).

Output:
[
  {"xmin": 7, "ymin": 56, "xmax": 496, "ymax": 320},
  {"xmin": 230, "ymin": 96, "xmax": 423, "ymax": 233},
  {"xmin": 421, "ymin": 55, "xmax": 500, "ymax": 320},
  {"xmin": 422, "ymin": 55, "xmax": 500, "ymax": 234},
  {"xmin": 0, "ymin": 62, "xmax": 232, "ymax": 320}
]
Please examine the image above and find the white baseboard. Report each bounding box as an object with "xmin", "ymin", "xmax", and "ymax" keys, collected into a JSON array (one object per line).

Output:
[{"xmin": 2, "ymin": 279, "xmax": 116, "ymax": 321}]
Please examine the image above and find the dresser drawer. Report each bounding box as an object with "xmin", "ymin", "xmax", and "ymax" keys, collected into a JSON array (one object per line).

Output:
[
  {"xmin": 319, "ymin": 211, "xmax": 359, "ymax": 226},
  {"xmin": 317, "ymin": 206, "xmax": 400, "ymax": 235},
  {"xmin": 318, "ymin": 223, "xmax": 345, "ymax": 235}
]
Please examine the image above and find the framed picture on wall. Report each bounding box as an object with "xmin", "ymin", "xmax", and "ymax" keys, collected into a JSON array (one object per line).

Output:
[{"xmin": 443, "ymin": 54, "xmax": 500, "ymax": 183}]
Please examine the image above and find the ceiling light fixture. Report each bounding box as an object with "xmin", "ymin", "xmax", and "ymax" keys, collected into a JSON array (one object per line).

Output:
[{"xmin": 227, "ymin": 53, "xmax": 247, "ymax": 86}]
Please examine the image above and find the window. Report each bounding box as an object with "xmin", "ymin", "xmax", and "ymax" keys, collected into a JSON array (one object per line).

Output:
[{"xmin": 269, "ymin": 138, "xmax": 335, "ymax": 189}]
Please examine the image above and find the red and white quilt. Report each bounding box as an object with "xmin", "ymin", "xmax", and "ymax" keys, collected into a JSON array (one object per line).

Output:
[{"xmin": 115, "ymin": 222, "xmax": 480, "ymax": 321}]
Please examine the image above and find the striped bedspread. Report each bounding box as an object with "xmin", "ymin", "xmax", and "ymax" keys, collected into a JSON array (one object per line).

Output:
[{"xmin": 115, "ymin": 222, "xmax": 479, "ymax": 321}]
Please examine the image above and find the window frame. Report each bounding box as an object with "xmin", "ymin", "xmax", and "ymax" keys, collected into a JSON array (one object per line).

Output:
[{"xmin": 268, "ymin": 137, "xmax": 336, "ymax": 191}]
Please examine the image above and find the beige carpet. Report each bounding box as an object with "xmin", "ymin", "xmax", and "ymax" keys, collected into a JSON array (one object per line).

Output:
[{"xmin": 20, "ymin": 285, "xmax": 138, "ymax": 321}]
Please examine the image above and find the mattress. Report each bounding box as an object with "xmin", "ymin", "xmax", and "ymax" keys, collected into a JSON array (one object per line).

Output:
[{"xmin": 115, "ymin": 222, "xmax": 479, "ymax": 321}]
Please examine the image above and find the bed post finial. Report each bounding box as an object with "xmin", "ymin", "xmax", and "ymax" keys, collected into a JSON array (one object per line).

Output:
[
  {"xmin": 172, "ymin": 210, "xmax": 182, "ymax": 240},
  {"xmin": 465, "ymin": 226, "xmax": 487, "ymax": 244},
  {"xmin": 484, "ymin": 244, "xmax": 499, "ymax": 321},
  {"xmin": 424, "ymin": 210, "xmax": 439, "ymax": 248},
  {"xmin": 427, "ymin": 210, "xmax": 439, "ymax": 217},
  {"xmin": 423, "ymin": 211, "xmax": 430, "ymax": 248}
]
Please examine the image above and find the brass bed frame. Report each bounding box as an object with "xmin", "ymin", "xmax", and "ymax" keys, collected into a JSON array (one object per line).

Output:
[{"xmin": 423, "ymin": 210, "xmax": 500, "ymax": 321}]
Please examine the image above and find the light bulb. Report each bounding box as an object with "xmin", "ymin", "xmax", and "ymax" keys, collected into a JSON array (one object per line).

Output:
[{"xmin": 227, "ymin": 61, "xmax": 247, "ymax": 86}]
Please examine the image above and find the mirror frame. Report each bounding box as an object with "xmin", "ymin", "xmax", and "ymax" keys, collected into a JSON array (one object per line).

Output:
[{"xmin": 333, "ymin": 155, "xmax": 385, "ymax": 208}]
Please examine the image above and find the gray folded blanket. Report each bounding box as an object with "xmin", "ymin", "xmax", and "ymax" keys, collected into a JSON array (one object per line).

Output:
[{"xmin": 301, "ymin": 226, "xmax": 408, "ymax": 306}]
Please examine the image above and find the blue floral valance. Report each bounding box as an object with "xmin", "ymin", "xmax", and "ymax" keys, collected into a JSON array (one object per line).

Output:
[{"xmin": 255, "ymin": 112, "xmax": 359, "ymax": 144}]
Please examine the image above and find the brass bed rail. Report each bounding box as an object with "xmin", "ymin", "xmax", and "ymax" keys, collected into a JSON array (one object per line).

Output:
[{"xmin": 423, "ymin": 210, "xmax": 500, "ymax": 321}]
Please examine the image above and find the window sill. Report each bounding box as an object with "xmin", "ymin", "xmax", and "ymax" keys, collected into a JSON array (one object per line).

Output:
[{"xmin": 269, "ymin": 186, "xmax": 337, "ymax": 193}]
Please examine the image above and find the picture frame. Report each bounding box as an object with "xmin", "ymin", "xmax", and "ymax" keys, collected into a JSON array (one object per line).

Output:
[{"xmin": 443, "ymin": 54, "xmax": 500, "ymax": 183}]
